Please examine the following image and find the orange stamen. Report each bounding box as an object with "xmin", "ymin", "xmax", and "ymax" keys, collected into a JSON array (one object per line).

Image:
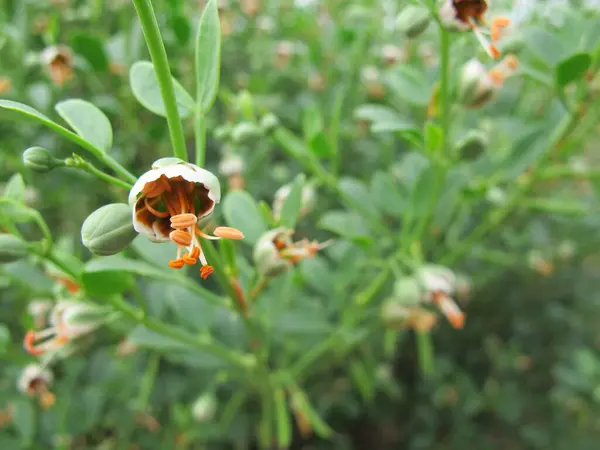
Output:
[
  {"xmin": 488, "ymin": 69, "xmax": 505, "ymax": 85},
  {"xmin": 24, "ymin": 331, "xmax": 44, "ymax": 356},
  {"xmin": 447, "ymin": 312, "xmax": 465, "ymax": 329},
  {"xmin": 170, "ymin": 213, "xmax": 197, "ymax": 229},
  {"xmin": 504, "ymin": 54, "xmax": 518, "ymax": 70},
  {"xmin": 200, "ymin": 265, "xmax": 214, "ymax": 279},
  {"xmin": 213, "ymin": 227, "xmax": 245, "ymax": 240},
  {"xmin": 168, "ymin": 259, "xmax": 185, "ymax": 269},
  {"xmin": 169, "ymin": 230, "xmax": 192, "ymax": 246},
  {"xmin": 490, "ymin": 44, "xmax": 501, "ymax": 60},
  {"xmin": 492, "ymin": 17, "xmax": 511, "ymax": 28},
  {"xmin": 144, "ymin": 197, "xmax": 169, "ymax": 218},
  {"xmin": 40, "ymin": 391, "xmax": 56, "ymax": 409}
]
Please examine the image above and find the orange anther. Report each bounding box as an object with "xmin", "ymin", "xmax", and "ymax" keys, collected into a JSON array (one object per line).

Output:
[
  {"xmin": 170, "ymin": 213, "xmax": 198, "ymax": 229},
  {"xmin": 182, "ymin": 253, "xmax": 197, "ymax": 265},
  {"xmin": 213, "ymin": 226, "xmax": 245, "ymax": 240},
  {"xmin": 169, "ymin": 230, "xmax": 192, "ymax": 246},
  {"xmin": 168, "ymin": 259, "xmax": 185, "ymax": 269},
  {"xmin": 447, "ymin": 312, "xmax": 465, "ymax": 329},
  {"xmin": 492, "ymin": 17, "xmax": 511, "ymax": 28},
  {"xmin": 24, "ymin": 331, "xmax": 44, "ymax": 356},
  {"xmin": 488, "ymin": 69, "xmax": 505, "ymax": 85},
  {"xmin": 489, "ymin": 44, "xmax": 501, "ymax": 59},
  {"xmin": 200, "ymin": 265, "xmax": 214, "ymax": 279}
]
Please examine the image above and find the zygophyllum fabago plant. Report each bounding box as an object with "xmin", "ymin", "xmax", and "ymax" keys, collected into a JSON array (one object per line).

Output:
[{"xmin": 1, "ymin": 0, "xmax": 600, "ymax": 448}]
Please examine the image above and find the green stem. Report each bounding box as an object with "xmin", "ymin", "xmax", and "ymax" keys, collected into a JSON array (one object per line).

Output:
[
  {"xmin": 69, "ymin": 155, "xmax": 133, "ymax": 189},
  {"xmin": 195, "ymin": 114, "xmax": 207, "ymax": 166},
  {"xmin": 401, "ymin": 28, "xmax": 451, "ymax": 252},
  {"xmin": 109, "ymin": 294, "xmax": 251, "ymax": 369},
  {"xmin": 132, "ymin": 0, "xmax": 188, "ymax": 161}
]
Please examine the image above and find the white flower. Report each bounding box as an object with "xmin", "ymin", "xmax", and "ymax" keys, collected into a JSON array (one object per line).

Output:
[
  {"xmin": 17, "ymin": 364, "xmax": 53, "ymax": 395},
  {"xmin": 24, "ymin": 301, "xmax": 105, "ymax": 356},
  {"xmin": 439, "ymin": 0, "xmax": 471, "ymax": 31},
  {"xmin": 416, "ymin": 265, "xmax": 465, "ymax": 329},
  {"xmin": 253, "ymin": 228, "xmax": 330, "ymax": 277},
  {"xmin": 129, "ymin": 158, "xmax": 243, "ymax": 278}
]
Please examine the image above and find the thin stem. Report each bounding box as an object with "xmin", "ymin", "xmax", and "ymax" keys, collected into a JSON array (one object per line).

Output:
[
  {"xmin": 68, "ymin": 155, "xmax": 133, "ymax": 189},
  {"xmin": 108, "ymin": 294, "xmax": 251, "ymax": 370},
  {"xmin": 132, "ymin": 0, "xmax": 188, "ymax": 161},
  {"xmin": 402, "ymin": 28, "xmax": 451, "ymax": 252},
  {"xmin": 195, "ymin": 114, "xmax": 207, "ymax": 166}
]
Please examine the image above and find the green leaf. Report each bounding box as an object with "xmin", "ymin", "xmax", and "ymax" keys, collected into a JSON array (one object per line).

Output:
[
  {"xmin": 524, "ymin": 27, "xmax": 567, "ymax": 66},
  {"xmin": 289, "ymin": 387, "xmax": 333, "ymax": 439},
  {"xmin": 129, "ymin": 61, "xmax": 195, "ymax": 118},
  {"xmin": 127, "ymin": 325, "xmax": 188, "ymax": 351},
  {"xmin": 308, "ymin": 131, "xmax": 333, "ymax": 158},
  {"xmin": 0, "ymin": 198, "xmax": 38, "ymax": 223},
  {"xmin": 72, "ymin": 33, "xmax": 109, "ymax": 72},
  {"xmin": 55, "ymin": 99, "xmax": 113, "ymax": 152},
  {"xmin": 0, "ymin": 324, "xmax": 10, "ymax": 353},
  {"xmin": 370, "ymin": 171, "xmax": 407, "ymax": 218},
  {"xmin": 11, "ymin": 398, "xmax": 35, "ymax": 443},
  {"xmin": 383, "ymin": 66, "xmax": 431, "ymax": 106},
  {"xmin": 222, "ymin": 191, "xmax": 267, "ymax": 245},
  {"xmin": 339, "ymin": 177, "xmax": 380, "ymax": 219},
  {"xmin": 354, "ymin": 104, "xmax": 416, "ymax": 133},
  {"xmin": 195, "ymin": 0, "xmax": 221, "ymax": 113},
  {"xmin": 424, "ymin": 121, "xmax": 443, "ymax": 154},
  {"xmin": 3, "ymin": 173, "xmax": 25, "ymax": 202},
  {"xmin": 82, "ymin": 269, "xmax": 134, "ymax": 296},
  {"xmin": 318, "ymin": 210, "xmax": 372, "ymax": 245},
  {"xmin": 303, "ymin": 103, "xmax": 323, "ymax": 140},
  {"xmin": 279, "ymin": 174, "xmax": 305, "ymax": 229},
  {"xmin": 555, "ymin": 52, "xmax": 592, "ymax": 87}
]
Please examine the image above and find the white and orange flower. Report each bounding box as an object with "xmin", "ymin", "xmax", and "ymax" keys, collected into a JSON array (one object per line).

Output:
[{"xmin": 128, "ymin": 158, "xmax": 244, "ymax": 278}]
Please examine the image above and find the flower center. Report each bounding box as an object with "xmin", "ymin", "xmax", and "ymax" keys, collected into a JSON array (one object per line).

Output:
[{"xmin": 134, "ymin": 175, "xmax": 244, "ymax": 278}]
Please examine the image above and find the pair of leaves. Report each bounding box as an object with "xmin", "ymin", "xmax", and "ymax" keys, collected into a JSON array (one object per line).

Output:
[
  {"xmin": 0, "ymin": 99, "xmax": 113, "ymax": 154},
  {"xmin": 129, "ymin": 0, "xmax": 220, "ymax": 118}
]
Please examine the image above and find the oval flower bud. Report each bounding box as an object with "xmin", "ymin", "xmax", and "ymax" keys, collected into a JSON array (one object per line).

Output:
[
  {"xmin": 23, "ymin": 147, "xmax": 61, "ymax": 173},
  {"xmin": 218, "ymin": 152, "xmax": 245, "ymax": 177},
  {"xmin": 231, "ymin": 122, "xmax": 263, "ymax": 144},
  {"xmin": 0, "ymin": 234, "xmax": 28, "ymax": 263},
  {"xmin": 192, "ymin": 393, "xmax": 217, "ymax": 423},
  {"xmin": 459, "ymin": 59, "xmax": 495, "ymax": 107},
  {"xmin": 455, "ymin": 130, "xmax": 488, "ymax": 160},
  {"xmin": 396, "ymin": 5, "xmax": 431, "ymax": 38},
  {"xmin": 81, "ymin": 203, "xmax": 137, "ymax": 256},
  {"xmin": 393, "ymin": 277, "xmax": 423, "ymax": 306},
  {"xmin": 260, "ymin": 113, "xmax": 280, "ymax": 134}
]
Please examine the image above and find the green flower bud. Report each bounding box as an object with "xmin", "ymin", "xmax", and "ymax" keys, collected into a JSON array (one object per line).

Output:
[
  {"xmin": 393, "ymin": 277, "xmax": 422, "ymax": 306},
  {"xmin": 231, "ymin": 122, "xmax": 263, "ymax": 144},
  {"xmin": 396, "ymin": 6, "xmax": 430, "ymax": 38},
  {"xmin": 23, "ymin": 147, "xmax": 62, "ymax": 173},
  {"xmin": 455, "ymin": 130, "xmax": 488, "ymax": 160},
  {"xmin": 259, "ymin": 113, "xmax": 280, "ymax": 134},
  {"xmin": 214, "ymin": 124, "xmax": 233, "ymax": 142},
  {"xmin": 458, "ymin": 59, "xmax": 495, "ymax": 108},
  {"xmin": 81, "ymin": 203, "xmax": 137, "ymax": 256},
  {"xmin": 192, "ymin": 393, "xmax": 217, "ymax": 423},
  {"xmin": 0, "ymin": 234, "xmax": 28, "ymax": 263},
  {"xmin": 236, "ymin": 90, "xmax": 255, "ymax": 120}
]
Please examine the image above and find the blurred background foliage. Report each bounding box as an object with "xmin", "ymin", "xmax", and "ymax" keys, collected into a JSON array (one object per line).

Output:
[{"xmin": 1, "ymin": 0, "xmax": 600, "ymax": 449}]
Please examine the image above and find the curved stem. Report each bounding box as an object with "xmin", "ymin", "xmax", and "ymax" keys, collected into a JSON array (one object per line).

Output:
[
  {"xmin": 132, "ymin": 0, "xmax": 188, "ymax": 161},
  {"xmin": 68, "ymin": 155, "xmax": 133, "ymax": 189}
]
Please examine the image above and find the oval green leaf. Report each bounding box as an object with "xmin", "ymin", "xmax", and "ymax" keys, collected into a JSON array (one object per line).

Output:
[
  {"xmin": 55, "ymin": 99, "xmax": 113, "ymax": 152},
  {"xmin": 72, "ymin": 33, "xmax": 109, "ymax": 72},
  {"xmin": 196, "ymin": 0, "xmax": 221, "ymax": 113},
  {"xmin": 222, "ymin": 190, "xmax": 267, "ymax": 245},
  {"xmin": 129, "ymin": 61, "xmax": 195, "ymax": 118},
  {"xmin": 555, "ymin": 52, "xmax": 592, "ymax": 87}
]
